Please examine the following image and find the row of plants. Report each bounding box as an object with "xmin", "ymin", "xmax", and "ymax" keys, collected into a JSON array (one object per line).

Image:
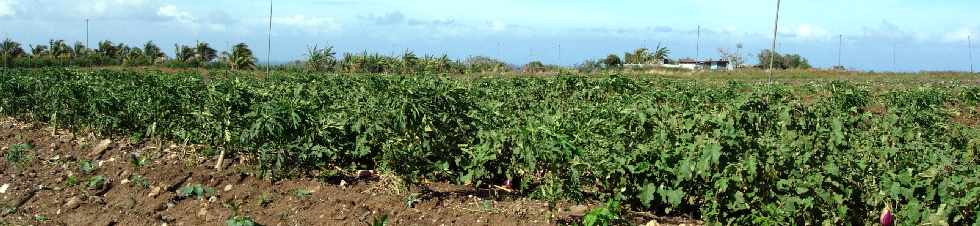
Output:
[{"xmin": 0, "ymin": 68, "xmax": 977, "ymax": 225}]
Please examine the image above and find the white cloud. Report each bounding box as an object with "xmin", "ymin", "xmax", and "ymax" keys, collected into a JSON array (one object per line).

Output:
[
  {"xmin": 155, "ymin": 4, "xmax": 229, "ymax": 32},
  {"xmin": 489, "ymin": 20, "xmax": 507, "ymax": 32},
  {"xmin": 860, "ymin": 20, "xmax": 920, "ymax": 42},
  {"xmin": 943, "ymin": 27, "xmax": 977, "ymax": 43},
  {"xmin": 0, "ymin": 0, "xmax": 16, "ymax": 17},
  {"xmin": 275, "ymin": 15, "xmax": 341, "ymax": 33},
  {"xmin": 78, "ymin": 0, "xmax": 148, "ymax": 17},
  {"xmin": 157, "ymin": 5, "xmax": 195, "ymax": 25},
  {"xmin": 790, "ymin": 24, "xmax": 830, "ymax": 40}
]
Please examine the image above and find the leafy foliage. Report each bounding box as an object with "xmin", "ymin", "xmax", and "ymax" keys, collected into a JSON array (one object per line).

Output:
[
  {"xmin": 367, "ymin": 215, "xmax": 388, "ymax": 226},
  {"xmin": 0, "ymin": 69, "xmax": 978, "ymax": 225},
  {"xmin": 4, "ymin": 143, "xmax": 32, "ymax": 167},
  {"xmin": 226, "ymin": 43, "xmax": 257, "ymax": 70},
  {"xmin": 581, "ymin": 198, "xmax": 622, "ymax": 226},
  {"xmin": 757, "ymin": 49, "xmax": 812, "ymax": 69},
  {"xmin": 226, "ymin": 216, "xmax": 259, "ymax": 226},
  {"xmin": 79, "ymin": 160, "xmax": 97, "ymax": 175},
  {"xmin": 87, "ymin": 176, "xmax": 107, "ymax": 190},
  {"xmin": 177, "ymin": 184, "xmax": 216, "ymax": 200}
]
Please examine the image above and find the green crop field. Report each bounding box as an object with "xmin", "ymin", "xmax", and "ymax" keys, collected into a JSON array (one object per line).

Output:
[{"xmin": 1, "ymin": 68, "xmax": 978, "ymax": 225}]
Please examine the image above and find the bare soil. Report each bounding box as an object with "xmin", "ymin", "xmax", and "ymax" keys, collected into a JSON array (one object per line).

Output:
[{"xmin": 0, "ymin": 118, "xmax": 699, "ymax": 226}]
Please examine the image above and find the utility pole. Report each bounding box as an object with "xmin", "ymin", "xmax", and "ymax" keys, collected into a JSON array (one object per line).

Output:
[
  {"xmin": 85, "ymin": 19, "xmax": 90, "ymax": 48},
  {"xmin": 893, "ymin": 42, "xmax": 897, "ymax": 72},
  {"xmin": 696, "ymin": 25, "xmax": 701, "ymax": 61},
  {"xmin": 557, "ymin": 43, "xmax": 563, "ymax": 74},
  {"xmin": 266, "ymin": 0, "xmax": 273, "ymax": 76},
  {"xmin": 529, "ymin": 48, "xmax": 533, "ymax": 63},
  {"xmin": 496, "ymin": 42, "xmax": 501, "ymax": 60},
  {"xmin": 969, "ymin": 35, "xmax": 974, "ymax": 73},
  {"xmin": 837, "ymin": 34, "xmax": 843, "ymax": 69},
  {"xmin": 768, "ymin": 0, "xmax": 782, "ymax": 84}
]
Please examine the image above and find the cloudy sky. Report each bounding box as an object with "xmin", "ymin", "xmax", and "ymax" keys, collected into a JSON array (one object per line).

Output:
[{"xmin": 1, "ymin": 0, "xmax": 977, "ymax": 71}]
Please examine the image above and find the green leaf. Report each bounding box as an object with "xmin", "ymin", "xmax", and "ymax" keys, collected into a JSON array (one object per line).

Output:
[{"xmin": 638, "ymin": 183, "xmax": 656, "ymax": 208}]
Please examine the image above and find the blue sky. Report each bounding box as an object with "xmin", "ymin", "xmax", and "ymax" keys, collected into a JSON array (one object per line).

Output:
[{"xmin": 1, "ymin": 0, "xmax": 977, "ymax": 72}]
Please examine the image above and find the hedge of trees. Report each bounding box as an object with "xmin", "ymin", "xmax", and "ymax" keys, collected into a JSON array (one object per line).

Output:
[
  {"xmin": 0, "ymin": 38, "xmax": 256, "ymax": 70},
  {"xmin": 3, "ymin": 38, "xmax": 815, "ymax": 74},
  {"xmin": 0, "ymin": 38, "xmax": 518, "ymax": 74}
]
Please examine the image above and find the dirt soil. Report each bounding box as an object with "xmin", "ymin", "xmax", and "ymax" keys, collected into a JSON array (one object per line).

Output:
[{"xmin": 0, "ymin": 118, "xmax": 699, "ymax": 226}]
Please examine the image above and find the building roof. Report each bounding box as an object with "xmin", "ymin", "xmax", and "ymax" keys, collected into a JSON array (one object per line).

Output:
[{"xmin": 678, "ymin": 59, "xmax": 730, "ymax": 64}]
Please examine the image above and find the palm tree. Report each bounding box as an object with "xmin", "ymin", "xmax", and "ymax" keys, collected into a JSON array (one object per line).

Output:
[
  {"xmin": 30, "ymin": 45, "xmax": 48, "ymax": 57},
  {"xmin": 304, "ymin": 45, "xmax": 336, "ymax": 72},
  {"xmin": 1, "ymin": 39, "xmax": 26, "ymax": 65},
  {"xmin": 194, "ymin": 42, "xmax": 217, "ymax": 63},
  {"xmin": 625, "ymin": 48, "xmax": 652, "ymax": 64},
  {"xmin": 652, "ymin": 44, "xmax": 670, "ymax": 63},
  {"xmin": 1, "ymin": 39, "xmax": 26, "ymax": 58},
  {"xmin": 143, "ymin": 41, "xmax": 165, "ymax": 63},
  {"xmin": 174, "ymin": 44, "xmax": 195, "ymax": 63},
  {"xmin": 49, "ymin": 40, "xmax": 72, "ymax": 59},
  {"xmin": 71, "ymin": 41, "xmax": 90, "ymax": 58},
  {"xmin": 228, "ymin": 43, "xmax": 256, "ymax": 70},
  {"xmin": 524, "ymin": 61, "xmax": 546, "ymax": 73},
  {"xmin": 123, "ymin": 48, "xmax": 146, "ymax": 66},
  {"xmin": 96, "ymin": 40, "xmax": 121, "ymax": 58},
  {"xmin": 602, "ymin": 54, "xmax": 622, "ymax": 68},
  {"xmin": 435, "ymin": 54, "xmax": 451, "ymax": 73},
  {"xmin": 401, "ymin": 50, "xmax": 419, "ymax": 74}
]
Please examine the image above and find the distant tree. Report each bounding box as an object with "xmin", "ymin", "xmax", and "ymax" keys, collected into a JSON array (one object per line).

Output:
[
  {"xmin": 1, "ymin": 39, "xmax": 26, "ymax": 65},
  {"xmin": 757, "ymin": 49, "xmax": 810, "ymax": 70},
  {"xmin": 434, "ymin": 54, "xmax": 452, "ymax": 73},
  {"xmin": 1, "ymin": 39, "xmax": 26, "ymax": 58},
  {"xmin": 464, "ymin": 56, "xmax": 509, "ymax": 73},
  {"xmin": 30, "ymin": 44, "xmax": 48, "ymax": 57},
  {"xmin": 194, "ymin": 42, "xmax": 217, "ymax": 63},
  {"xmin": 228, "ymin": 43, "xmax": 257, "ymax": 70},
  {"xmin": 653, "ymin": 44, "xmax": 670, "ymax": 63},
  {"xmin": 49, "ymin": 40, "xmax": 72, "ymax": 59},
  {"xmin": 524, "ymin": 61, "xmax": 546, "ymax": 73},
  {"xmin": 123, "ymin": 48, "xmax": 146, "ymax": 66},
  {"xmin": 576, "ymin": 59, "xmax": 602, "ymax": 73},
  {"xmin": 143, "ymin": 41, "xmax": 165, "ymax": 63},
  {"xmin": 304, "ymin": 45, "xmax": 337, "ymax": 72},
  {"xmin": 782, "ymin": 54, "xmax": 811, "ymax": 69},
  {"xmin": 602, "ymin": 54, "xmax": 623, "ymax": 68},
  {"xmin": 174, "ymin": 44, "xmax": 195, "ymax": 62},
  {"xmin": 72, "ymin": 41, "xmax": 90, "ymax": 58},
  {"xmin": 625, "ymin": 48, "xmax": 652, "ymax": 64},
  {"xmin": 96, "ymin": 40, "xmax": 122, "ymax": 59},
  {"xmin": 718, "ymin": 48, "xmax": 744, "ymax": 67},
  {"xmin": 401, "ymin": 50, "xmax": 419, "ymax": 74}
]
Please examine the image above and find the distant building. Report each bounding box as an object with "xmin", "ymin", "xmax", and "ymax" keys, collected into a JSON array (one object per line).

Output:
[
  {"xmin": 677, "ymin": 59, "xmax": 733, "ymax": 71},
  {"xmin": 623, "ymin": 58, "xmax": 734, "ymax": 71}
]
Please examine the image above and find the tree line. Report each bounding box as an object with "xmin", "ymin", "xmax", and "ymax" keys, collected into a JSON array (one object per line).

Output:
[
  {"xmin": 0, "ymin": 38, "xmax": 514, "ymax": 74},
  {"xmin": 0, "ymin": 39, "xmax": 257, "ymax": 69},
  {"xmin": 1, "ymin": 38, "xmax": 811, "ymax": 74}
]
